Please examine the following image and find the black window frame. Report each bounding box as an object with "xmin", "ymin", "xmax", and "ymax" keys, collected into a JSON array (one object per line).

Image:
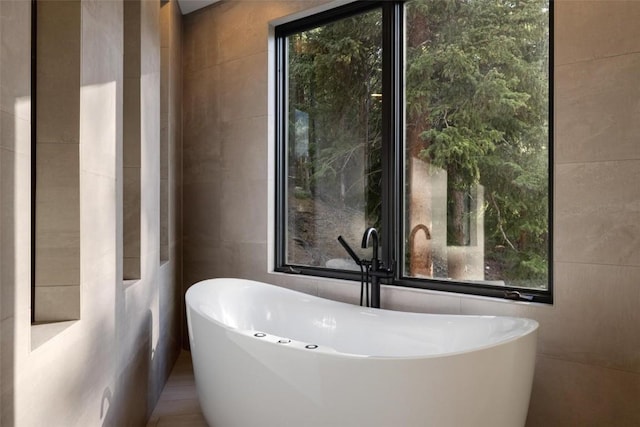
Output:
[{"xmin": 274, "ymin": 0, "xmax": 554, "ymax": 304}]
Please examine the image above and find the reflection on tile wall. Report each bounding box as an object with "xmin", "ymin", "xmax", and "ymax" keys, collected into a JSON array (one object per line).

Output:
[{"xmin": 182, "ymin": 1, "xmax": 640, "ymax": 425}]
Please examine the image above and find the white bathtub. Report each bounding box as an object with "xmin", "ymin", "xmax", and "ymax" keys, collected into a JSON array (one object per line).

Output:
[{"xmin": 186, "ymin": 278, "xmax": 538, "ymax": 427}]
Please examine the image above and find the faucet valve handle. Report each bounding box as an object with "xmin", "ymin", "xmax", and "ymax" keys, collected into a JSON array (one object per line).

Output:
[{"xmin": 337, "ymin": 235, "xmax": 363, "ymax": 267}]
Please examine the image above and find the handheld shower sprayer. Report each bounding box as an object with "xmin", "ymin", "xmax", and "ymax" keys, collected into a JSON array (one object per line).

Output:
[{"xmin": 338, "ymin": 235, "xmax": 362, "ymax": 267}]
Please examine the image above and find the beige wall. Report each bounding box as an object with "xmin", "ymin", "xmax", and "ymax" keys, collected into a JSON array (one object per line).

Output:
[
  {"xmin": 0, "ymin": 0, "xmax": 183, "ymax": 425},
  {"xmin": 182, "ymin": 1, "xmax": 640, "ymax": 425},
  {"xmin": 1, "ymin": 1, "xmax": 32, "ymax": 423},
  {"xmin": 2, "ymin": 0, "xmax": 638, "ymax": 425}
]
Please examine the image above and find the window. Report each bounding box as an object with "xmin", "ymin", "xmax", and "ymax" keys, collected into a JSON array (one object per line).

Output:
[{"xmin": 275, "ymin": 0, "xmax": 552, "ymax": 303}]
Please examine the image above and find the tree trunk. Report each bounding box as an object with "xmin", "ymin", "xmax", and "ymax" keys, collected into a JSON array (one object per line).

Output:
[
  {"xmin": 406, "ymin": 7, "xmax": 434, "ymax": 277},
  {"xmin": 448, "ymin": 186, "xmax": 466, "ymax": 246}
]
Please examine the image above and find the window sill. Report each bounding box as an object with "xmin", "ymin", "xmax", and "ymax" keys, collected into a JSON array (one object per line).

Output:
[{"xmin": 31, "ymin": 320, "xmax": 78, "ymax": 350}]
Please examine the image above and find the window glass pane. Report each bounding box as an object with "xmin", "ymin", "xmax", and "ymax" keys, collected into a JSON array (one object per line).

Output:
[
  {"xmin": 285, "ymin": 8, "xmax": 383, "ymax": 269},
  {"xmin": 403, "ymin": 0, "xmax": 550, "ymax": 289}
]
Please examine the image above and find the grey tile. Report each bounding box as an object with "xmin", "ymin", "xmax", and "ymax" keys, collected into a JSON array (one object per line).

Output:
[
  {"xmin": 34, "ymin": 286, "xmax": 80, "ymax": 322},
  {"xmin": 0, "ymin": 0, "xmax": 33, "ymax": 119},
  {"xmin": 384, "ymin": 286, "xmax": 461, "ymax": 314},
  {"xmin": 531, "ymin": 262, "xmax": 640, "ymax": 374},
  {"xmin": 555, "ymin": 1, "xmax": 640, "ymax": 66},
  {"xmin": 182, "ymin": 6, "xmax": 218, "ymax": 74},
  {"xmin": 219, "ymin": 177, "xmax": 268, "ymax": 244},
  {"xmin": 0, "ymin": 109, "xmax": 30, "ymax": 154},
  {"xmin": 555, "ymin": 53, "xmax": 640, "ymax": 164},
  {"xmin": 526, "ymin": 355, "xmax": 640, "ymax": 427},
  {"xmin": 219, "ymin": 52, "xmax": 268, "ymax": 123},
  {"xmin": 316, "ymin": 279, "xmax": 362, "ymax": 306},
  {"xmin": 220, "ymin": 115, "xmax": 268, "ymax": 181},
  {"xmin": 555, "ymin": 160, "xmax": 640, "ymax": 266}
]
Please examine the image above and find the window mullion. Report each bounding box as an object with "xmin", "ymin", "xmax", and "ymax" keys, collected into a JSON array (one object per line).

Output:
[
  {"xmin": 274, "ymin": 32, "xmax": 287, "ymax": 269},
  {"xmin": 380, "ymin": 2, "xmax": 404, "ymax": 279}
]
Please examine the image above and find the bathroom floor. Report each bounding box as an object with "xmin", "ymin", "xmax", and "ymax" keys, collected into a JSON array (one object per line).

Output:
[{"xmin": 147, "ymin": 351, "xmax": 207, "ymax": 427}]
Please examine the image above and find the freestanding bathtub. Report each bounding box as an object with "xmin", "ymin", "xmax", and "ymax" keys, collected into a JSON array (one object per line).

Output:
[{"xmin": 186, "ymin": 278, "xmax": 538, "ymax": 427}]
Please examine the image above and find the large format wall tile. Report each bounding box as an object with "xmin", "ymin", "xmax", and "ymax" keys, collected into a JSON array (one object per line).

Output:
[
  {"xmin": 555, "ymin": 160, "xmax": 640, "ymax": 266},
  {"xmin": 383, "ymin": 286, "xmax": 462, "ymax": 315},
  {"xmin": 182, "ymin": 6, "xmax": 218, "ymax": 75},
  {"xmin": 81, "ymin": 0, "xmax": 123, "ymax": 85},
  {"xmin": 219, "ymin": 176, "xmax": 268, "ymax": 244},
  {"xmin": 81, "ymin": 81, "xmax": 118, "ymax": 178},
  {"xmin": 555, "ymin": 0, "xmax": 640, "ymax": 66},
  {"xmin": 209, "ymin": 1, "xmax": 266, "ymax": 64},
  {"xmin": 531, "ymin": 262, "xmax": 640, "ymax": 373},
  {"xmin": 0, "ymin": 0, "xmax": 31, "ymax": 119},
  {"xmin": 0, "ymin": 317, "xmax": 16, "ymax": 425},
  {"xmin": 555, "ymin": 53, "xmax": 640, "ymax": 163},
  {"xmin": 182, "ymin": 66, "xmax": 220, "ymax": 171},
  {"xmin": 81, "ymin": 173, "xmax": 117, "ymax": 280},
  {"xmin": 0, "ymin": 5, "xmax": 32, "ymax": 424},
  {"xmin": 34, "ymin": 1, "xmax": 81, "ymax": 321},
  {"xmin": 182, "ymin": 180, "xmax": 222, "ymax": 253},
  {"xmin": 219, "ymin": 52, "xmax": 268, "ymax": 122},
  {"xmin": 123, "ymin": 166, "xmax": 141, "ymax": 279},
  {"xmin": 178, "ymin": 2, "xmax": 640, "ymax": 426},
  {"xmin": 220, "ymin": 115, "xmax": 268, "ymax": 181},
  {"xmin": 1, "ymin": 109, "xmax": 30, "ymax": 154},
  {"xmin": 0, "ymin": 149, "xmax": 30, "ymax": 318},
  {"xmin": 316, "ymin": 278, "xmax": 362, "ymax": 305},
  {"xmin": 123, "ymin": 77, "xmax": 141, "ymax": 166},
  {"xmin": 33, "ymin": 286, "xmax": 80, "ymax": 321},
  {"xmin": 2, "ymin": 0, "xmax": 183, "ymax": 425},
  {"xmin": 192, "ymin": 1, "xmax": 325, "ymax": 67},
  {"xmin": 527, "ymin": 355, "xmax": 640, "ymax": 426},
  {"xmin": 35, "ymin": 139, "xmax": 80, "ymax": 302},
  {"xmin": 35, "ymin": 1, "xmax": 80, "ymax": 145},
  {"xmin": 226, "ymin": 241, "xmax": 270, "ymax": 281}
]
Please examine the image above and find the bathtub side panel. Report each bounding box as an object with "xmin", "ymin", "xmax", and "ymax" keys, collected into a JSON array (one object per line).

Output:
[
  {"xmin": 188, "ymin": 303, "xmax": 537, "ymax": 427},
  {"xmin": 188, "ymin": 308, "xmax": 329, "ymax": 426}
]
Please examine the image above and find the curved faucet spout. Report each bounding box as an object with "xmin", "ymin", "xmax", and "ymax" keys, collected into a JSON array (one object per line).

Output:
[{"xmin": 361, "ymin": 227, "xmax": 379, "ymax": 262}]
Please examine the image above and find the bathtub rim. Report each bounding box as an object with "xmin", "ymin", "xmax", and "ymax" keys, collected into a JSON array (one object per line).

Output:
[{"xmin": 186, "ymin": 277, "xmax": 539, "ymax": 361}]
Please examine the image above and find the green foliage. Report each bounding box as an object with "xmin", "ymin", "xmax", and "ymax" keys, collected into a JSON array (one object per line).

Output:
[
  {"xmin": 286, "ymin": 0, "xmax": 550, "ymax": 286},
  {"xmin": 406, "ymin": 0, "xmax": 550, "ymax": 285},
  {"xmin": 287, "ymin": 8, "xmax": 383, "ymax": 224}
]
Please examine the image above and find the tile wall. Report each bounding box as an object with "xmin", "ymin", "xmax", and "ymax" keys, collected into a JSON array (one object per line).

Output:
[
  {"xmin": 34, "ymin": 0, "xmax": 82, "ymax": 322},
  {"xmin": 1, "ymin": 1, "xmax": 32, "ymax": 424},
  {"xmin": 0, "ymin": 0, "xmax": 184, "ymax": 425},
  {"xmin": 2, "ymin": 0, "xmax": 638, "ymax": 425},
  {"xmin": 182, "ymin": 1, "xmax": 640, "ymax": 425}
]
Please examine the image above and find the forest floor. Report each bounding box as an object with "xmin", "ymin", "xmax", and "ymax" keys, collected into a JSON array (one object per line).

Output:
[{"xmin": 287, "ymin": 195, "xmax": 367, "ymax": 267}]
